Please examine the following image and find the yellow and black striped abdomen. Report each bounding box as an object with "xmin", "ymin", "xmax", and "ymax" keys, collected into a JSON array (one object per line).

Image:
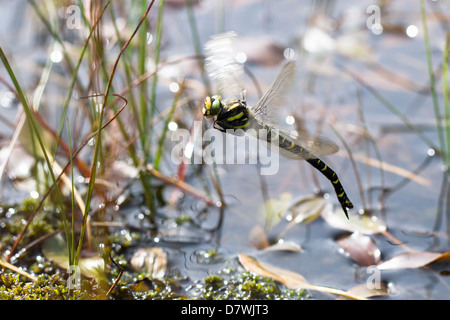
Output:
[{"xmin": 306, "ymin": 158, "xmax": 354, "ymax": 218}]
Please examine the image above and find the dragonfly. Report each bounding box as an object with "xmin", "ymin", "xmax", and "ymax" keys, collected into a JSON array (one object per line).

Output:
[{"xmin": 202, "ymin": 32, "xmax": 353, "ymax": 218}]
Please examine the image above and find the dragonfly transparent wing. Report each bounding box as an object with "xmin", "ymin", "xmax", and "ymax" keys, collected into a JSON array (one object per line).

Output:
[
  {"xmin": 251, "ymin": 60, "xmax": 297, "ymax": 125},
  {"xmin": 205, "ymin": 32, "xmax": 245, "ymax": 100},
  {"xmin": 260, "ymin": 127, "xmax": 339, "ymax": 160}
]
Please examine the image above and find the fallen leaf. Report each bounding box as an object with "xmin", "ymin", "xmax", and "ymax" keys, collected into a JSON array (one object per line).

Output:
[
  {"xmin": 337, "ymin": 233, "xmax": 381, "ymax": 266},
  {"xmin": 238, "ymin": 253, "xmax": 366, "ymax": 300},
  {"xmin": 321, "ymin": 204, "xmax": 387, "ymax": 235},
  {"xmin": 276, "ymin": 195, "xmax": 324, "ymax": 239},
  {"xmin": 346, "ymin": 282, "xmax": 391, "ymax": 299},
  {"xmin": 286, "ymin": 195, "xmax": 324, "ymax": 224},
  {"xmin": 260, "ymin": 192, "xmax": 292, "ymax": 230},
  {"xmin": 238, "ymin": 253, "xmax": 308, "ymax": 288},
  {"xmin": 263, "ymin": 240, "xmax": 303, "ymax": 253},
  {"xmin": 377, "ymin": 252, "xmax": 450, "ymax": 270}
]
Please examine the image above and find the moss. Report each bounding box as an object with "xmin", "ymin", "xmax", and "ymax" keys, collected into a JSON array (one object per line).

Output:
[
  {"xmin": 0, "ymin": 199, "xmax": 57, "ymax": 251},
  {"xmin": 0, "ymin": 272, "xmax": 102, "ymax": 300},
  {"xmin": 199, "ymin": 267, "xmax": 308, "ymax": 300}
]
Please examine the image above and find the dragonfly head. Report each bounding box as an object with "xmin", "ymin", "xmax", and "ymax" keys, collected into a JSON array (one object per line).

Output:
[{"xmin": 203, "ymin": 95, "xmax": 223, "ymax": 118}]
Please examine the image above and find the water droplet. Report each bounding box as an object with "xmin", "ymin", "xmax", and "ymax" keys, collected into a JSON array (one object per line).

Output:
[
  {"xmin": 168, "ymin": 121, "xmax": 178, "ymax": 131},
  {"xmin": 0, "ymin": 91, "xmax": 15, "ymax": 108},
  {"xmin": 169, "ymin": 82, "xmax": 180, "ymax": 93},
  {"xmin": 50, "ymin": 50, "xmax": 63, "ymax": 63},
  {"xmin": 30, "ymin": 190, "xmax": 39, "ymax": 199},
  {"xmin": 283, "ymin": 47, "xmax": 295, "ymax": 59},
  {"xmin": 406, "ymin": 25, "xmax": 418, "ymax": 38},
  {"xmin": 285, "ymin": 115, "xmax": 295, "ymax": 125}
]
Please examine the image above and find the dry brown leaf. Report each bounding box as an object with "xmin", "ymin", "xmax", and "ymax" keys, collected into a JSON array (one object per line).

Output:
[
  {"xmin": 377, "ymin": 251, "xmax": 450, "ymax": 270},
  {"xmin": 321, "ymin": 204, "xmax": 387, "ymax": 235},
  {"xmin": 277, "ymin": 195, "xmax": 324, "ymax": 239},
  {"xmin": 263, "ymin": 241, "xmax": 303, "ymax": 253},
  {"xmin": 346, "ymin": 282, "xmax": 391, "ymax": 299},
  {"xmin": 238, "ymin": 253, "xmax": 366, "ymax": 300},
  {"xmin": 337, "ymin": 233, "xmax": 381, "ymax": 266}
]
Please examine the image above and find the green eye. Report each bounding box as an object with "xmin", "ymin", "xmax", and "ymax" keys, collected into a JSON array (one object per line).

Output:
[
  {"xmin": 211, "ymin": 99, "xmax": 221, "ymax": 115},
  {"xmin": 211, "ymin": 97, "xmax": 222, "ymax": 115}
]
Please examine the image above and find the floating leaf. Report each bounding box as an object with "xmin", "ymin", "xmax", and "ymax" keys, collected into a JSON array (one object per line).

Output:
[
  {"xmin": 287, "ymin": 195, "xmax": 324, "ymax": 224},
  {"xmin": 42, "ymin": 234, "xmax": 105, "ymax": 280},
  {"xmin": 276, "ymin": 195, "xmax": 324, "ymax": 238},
  {"xmin": 262, "ymin": 240, "xmax": 303, "ymax": 253},
  {"xmin": 377, "ymin": 252, "xmax": 450, "ymax": 270},
  {"xmin": 346, "ymin": 282, "xmax": 391, "ymax": 299},
  {"xmin": 130, "ymin": 248, "xmax": 167, "ymax": 279},
  {"xmin": 336, "ymin": 233, "xmax": 381, "ymax": 266},
  {"xmin": 238, "ymin": 253, "xmax": 366, "ymax": 300},
  {"xmin": 238, "ymin": 253, "xmax": 308, "ymax": 288},
  {"xmin": 260, "ymin": 192, "xmax": 292, "ymax": 230},
  {"xmin": 321, "ymin": 204, "xmax": 387, "ymax": 235}
]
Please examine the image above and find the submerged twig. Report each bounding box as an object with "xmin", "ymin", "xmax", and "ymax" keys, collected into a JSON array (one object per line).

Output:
[{"xmin": 146, "ymin": 164, "xmax": 221, "ymax": 207}]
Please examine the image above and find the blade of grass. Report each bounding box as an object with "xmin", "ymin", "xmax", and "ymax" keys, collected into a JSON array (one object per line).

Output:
[
  {"xmin": 67, "ymin": 118, "xmax": 75, "ymax": 266},
  {"xmin": 443, "ymin": 33, "xmax": 450, "ymax": 167},
  {"xmin": 138, "ymin": 0, "xmax": 150, "ymax": 148},
  {"xmin": 28, "ymin": 0, "xmax": 84, "ymax": 93},
  {"xmin": 75, "ymin": 0, "xmax": 157, "ymax": 265},
  {"xmin": 421, "ymin": 0, "xmax": 445, "ymax": 160},
  {"xmin": 0, "ymin": 46, "xmax": 71, "ymax": 264},
  {"xmin": 154, "ymin": 82, "xmax": 183, "ymax": 170},
  {"xmin": 54, "ymin": 2, "xmax": 110, "ymax": 161},
  {"xmin": 147, "ymin": 0, "xmax": 165, "ymax": 162},
  {"xmin": 186, "ymin": 0, "xmax": 211, "ymax": 93}
]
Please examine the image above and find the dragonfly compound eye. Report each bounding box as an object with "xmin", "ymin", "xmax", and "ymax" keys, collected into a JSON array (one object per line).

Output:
[
  {"xmin": 203, "ymin": 95, "xmax": 222, "ymax": 117},
  {"xmin": 210, "ymin": 95, "xmax": 222, "ymax": 116}
]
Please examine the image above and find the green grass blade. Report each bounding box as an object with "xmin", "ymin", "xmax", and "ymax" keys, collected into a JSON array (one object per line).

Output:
[
  {"xmin": 154, "ymin": 85, "xmax": 182, "ymax": 170},
  {"xmin": 147, "ymin": 0, "xmax": 165, "ymax": 162},
  {"xmin": 421, "ymin": 0, "xmax": 445, "ymax": 157},
  {"xmin": 443, "ymin": 33, "xmax": 450, "ymax": 167},
  {"xmin": 0, "ymin": 46, "xmax": 71, "ymax": 263},
  {"xmin": 66, "ymin": 118, "xmax": 75, "ymax": 267}
]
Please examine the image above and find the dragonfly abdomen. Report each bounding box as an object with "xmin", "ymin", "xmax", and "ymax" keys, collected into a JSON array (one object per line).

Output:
[{"xmin": 306, "ymin": 158, "xmax": 354, "ymax": 218}]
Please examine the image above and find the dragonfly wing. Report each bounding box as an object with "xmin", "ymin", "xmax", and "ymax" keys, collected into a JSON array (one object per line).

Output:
[
  {"xmin": 251, "ymin": 60, "xmax": 297, "ymax": 124},
  {"xmin": 205, "ymin": 32, "xmax": 245, "ymax": 100}
]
